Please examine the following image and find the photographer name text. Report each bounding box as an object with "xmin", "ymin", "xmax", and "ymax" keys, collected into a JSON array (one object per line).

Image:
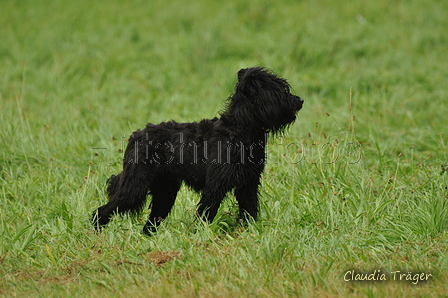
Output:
[{"xmin": 343, "ymin": 270, "xmax": 432, "ymax": 285}]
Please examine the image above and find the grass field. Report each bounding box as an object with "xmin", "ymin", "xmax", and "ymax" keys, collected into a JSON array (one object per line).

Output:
[{"xmin": 1, "ymin": 0, "xmax": 447, "ymax": 296}]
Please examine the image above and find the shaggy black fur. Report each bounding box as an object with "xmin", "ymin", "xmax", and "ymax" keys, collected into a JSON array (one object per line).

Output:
[{"xmin": 92, "ymin": 67, "xmax": 303, "ymax": 235}]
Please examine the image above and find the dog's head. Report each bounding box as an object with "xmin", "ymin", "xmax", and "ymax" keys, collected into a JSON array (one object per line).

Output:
[{"xmin": 225, "ymin": 67, "xmax": 303, "ymax": 135}]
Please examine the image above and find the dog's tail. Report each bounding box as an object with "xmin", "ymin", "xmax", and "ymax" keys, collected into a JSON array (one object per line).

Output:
[{"xmin": 106, "ymin": 174, "xmax": 121, "ymax": 198}]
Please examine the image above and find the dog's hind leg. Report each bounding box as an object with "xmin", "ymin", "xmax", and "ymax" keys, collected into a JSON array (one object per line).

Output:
[
  {"xmin": 92, "ymin": 129, "xmax": 154, "ymax": 230},
  {"xmin": 197, "ymin": 186, "xmax": 229, "ymax": 223},
  {"xmin": 142, "ymin": 176, "xmax": 181, "ymax": 235},
  {"xmin": 92, "ymin": 163, "xmax": 152, "ymax": 230}
]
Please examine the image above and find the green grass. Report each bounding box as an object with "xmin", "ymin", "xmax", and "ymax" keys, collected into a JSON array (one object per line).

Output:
[{"xmin": 1, "ymin": 0, "xmax": 447, "ymax": 296}]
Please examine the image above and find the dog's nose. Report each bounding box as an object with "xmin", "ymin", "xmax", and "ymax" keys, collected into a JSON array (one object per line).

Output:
[{"xmin": 295, "ymin": 96, "xmax": 304, "ymax": 110}]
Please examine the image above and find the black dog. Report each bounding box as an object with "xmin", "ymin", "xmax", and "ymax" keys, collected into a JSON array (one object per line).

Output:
[{"xmin": 92, "ymin": 67, "xmax": 303, "ymax": 235}]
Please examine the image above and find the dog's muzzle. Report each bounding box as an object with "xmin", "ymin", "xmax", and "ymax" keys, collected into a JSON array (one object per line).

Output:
[{"xmin": 295, "ymin": 96, "xmax": 304, "ymax": 111}]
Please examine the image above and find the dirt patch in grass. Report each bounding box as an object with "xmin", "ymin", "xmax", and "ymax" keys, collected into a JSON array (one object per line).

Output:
[{"xmin": 142, "ymin": 250, "xmax": 182, "ymax": 267}]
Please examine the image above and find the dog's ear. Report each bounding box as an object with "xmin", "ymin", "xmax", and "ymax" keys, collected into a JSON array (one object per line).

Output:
[
  {"xmin": 236, "ymin": 68, "xmax": 263, "ymax": 97},
  {"xmin": 237, "ymin": 68, "xmax": 248, "ymax": 81}
]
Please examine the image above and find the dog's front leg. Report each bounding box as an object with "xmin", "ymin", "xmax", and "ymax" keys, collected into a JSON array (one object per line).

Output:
[
  {"xmin": 142, "ymin": 177, "xmax": 181, "ymax": 235},
  {"xmin": 234, "ymin": 179, "xmax": 260, "ymax": 222}
]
